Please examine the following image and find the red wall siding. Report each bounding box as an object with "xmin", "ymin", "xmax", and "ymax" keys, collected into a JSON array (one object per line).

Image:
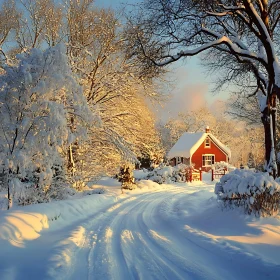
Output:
[{"xmin": 191, "ymin": 139, "xmax": 227, "ymax": 171}]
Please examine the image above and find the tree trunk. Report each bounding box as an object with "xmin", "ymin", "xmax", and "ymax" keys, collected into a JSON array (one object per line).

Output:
[
  {"xmin": 67, "ymin": 144, "xmax": 75, "ymax": 176},
  {"xmin": 261, "ymin": 92, "xmax": 277, "ymax": 177},
  {"xmin": 67, "ymin": 116, "xmax": 77, "ymax": 177},
  {"xmin": 7, "ymin": 168, "xmax": 12, "ymax": 210},
  {"xmin": 7, "ymin": 183, "xmax": 11, "ymax": 210}
]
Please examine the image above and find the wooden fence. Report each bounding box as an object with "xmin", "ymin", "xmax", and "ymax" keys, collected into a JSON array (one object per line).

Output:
[
  {"xmin": 211, "ymin": 168, "xmax": 227, "ymax": 181},
  {"xmin": 186, "ymin": 168, "xmax": 202, "ymax": 182},
  {"xmin": 184, "ymin": 167, "xmax": 228, "ymax": 182}
]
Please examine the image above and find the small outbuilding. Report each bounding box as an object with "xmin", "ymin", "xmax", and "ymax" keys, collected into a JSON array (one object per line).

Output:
[{"xmin": 167, "ymin": 127, "xmax": 231, "ymax": 171}]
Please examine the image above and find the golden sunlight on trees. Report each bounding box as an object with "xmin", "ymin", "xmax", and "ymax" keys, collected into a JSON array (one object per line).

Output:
[
  {"xmin": 0, "ymin": 0, "xmax": 163, "ymax": 190},
  {"xmin": 126, "ymin": 0, "xmax": 280, "ymax": 176}
]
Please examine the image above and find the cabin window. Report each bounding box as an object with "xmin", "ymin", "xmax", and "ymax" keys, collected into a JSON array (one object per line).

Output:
[
  {"xmin": 205, "ymin": 137, "xmax": 210, "ymax": 148},
  {"xmin": 202, "ymin": 155, "xmax": 215, "ymax": 166},
  {"xmin": 176, "ymin": 157, "xmax": 183, "ymax": 164}
]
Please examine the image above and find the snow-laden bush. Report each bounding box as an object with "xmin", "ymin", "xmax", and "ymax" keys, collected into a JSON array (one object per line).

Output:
[
  {"xmin": 215, "ymin": 169, "xmax": 280, "ymax": 216},
  {"xmin": 135, "ymin": 163, "xmax": 191, "ymax": 184},
  {"xmin": 9, "ymin": 177, "xmax": 76, "ymax": 206},
  {"xmin": 212, "ymin": 161, "xmax": 236, "ymax": 172},
  {"xmin": 118, "ymin": 165, "xmax": 137, "ymax": 190}
]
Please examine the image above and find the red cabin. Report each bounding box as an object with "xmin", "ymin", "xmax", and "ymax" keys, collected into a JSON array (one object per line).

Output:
[{"xmin": 167, "ymin": 127, "xmax": 231, "ymax": 171}]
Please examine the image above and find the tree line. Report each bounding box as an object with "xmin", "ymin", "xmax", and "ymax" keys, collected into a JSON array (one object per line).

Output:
[
  {"xmin": 0, "ymin": 0, "xmax": 272, "ymax": 208},
  {"xmin": 0, "ymin": 0, "xmax": 163, "ymax": 207},
  {"xmin": 125, "ymin": 0, "xmax": 280, "ymax": 177}
]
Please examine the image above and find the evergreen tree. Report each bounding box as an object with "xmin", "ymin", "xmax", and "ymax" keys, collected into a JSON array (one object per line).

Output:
[{"xmin": 118, "ymin": 165, "xmax": 136, "ymax": 191}]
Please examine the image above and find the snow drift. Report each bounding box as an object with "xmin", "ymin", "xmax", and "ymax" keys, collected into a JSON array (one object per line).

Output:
[{"xmin": 215, "ymin": 169, "xmax": 280, "ymax": 216}]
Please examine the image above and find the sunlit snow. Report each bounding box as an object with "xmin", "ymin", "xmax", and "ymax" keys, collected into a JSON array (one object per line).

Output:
[{"xmin": 0, "ymin": 176, "xmax": 280, "ymax": 280}]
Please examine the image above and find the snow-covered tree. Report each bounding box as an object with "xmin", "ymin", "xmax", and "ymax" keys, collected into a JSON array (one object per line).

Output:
[
  {"xmin": 162, "ymin": 106, "xmax": 231, "ymax": 147},
  {"xmin": 126, "ymin": 0, "xmax": 280, "ymax": 177},
  {"xmin": 2, "ymin": 0, "xmax": 164, "ymax": 184},
  {"xmin": 0, "ymin": 44, "xmax": 91, "ymax": 208},
  {"xmin": 118, "ymin": 164, "xmax": 136, "ymax": 191}
]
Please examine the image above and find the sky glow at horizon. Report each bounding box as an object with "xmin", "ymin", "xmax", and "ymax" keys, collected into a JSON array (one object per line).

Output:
[{"xmin": 94, "ymin": 0, "xmax": 230, "ymax": 120}]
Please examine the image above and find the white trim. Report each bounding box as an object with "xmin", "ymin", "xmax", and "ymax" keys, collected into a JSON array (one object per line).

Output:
[
  {"xmin": 208, "ymin": 135, "xmax": 231, "ymax": 158},
  {"xmin": 176, "ymin": 156, "xmax": 183, "ymax": 165}
]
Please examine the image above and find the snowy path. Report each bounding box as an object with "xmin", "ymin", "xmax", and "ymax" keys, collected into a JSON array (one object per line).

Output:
[
  {"xmin": 68, "ymin": 187, "xmax": 278, "ymax": 280},
  {"xmin": 1, "ymin": 183, "xmax": 280, "ymax": 280}
]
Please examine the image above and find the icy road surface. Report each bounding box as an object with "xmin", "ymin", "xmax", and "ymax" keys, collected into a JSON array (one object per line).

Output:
[{"xmin": 1, "ymin": 181, "xmax": 280, "ymax": 280}]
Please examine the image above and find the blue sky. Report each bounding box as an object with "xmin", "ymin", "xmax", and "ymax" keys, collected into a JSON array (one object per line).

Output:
[
  {"xmin": 95, "ymin": 0, "xmax": 140, "ymax": 9},
  {"xmin": 2, "ymin": 0, "xmax": 228, "ymax": 120}
]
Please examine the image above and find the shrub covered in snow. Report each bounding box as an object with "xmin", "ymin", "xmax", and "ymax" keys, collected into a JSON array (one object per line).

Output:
[
  {"xmin": 215, "ymin": 169, "xmax": 280, "ymax": 216},
  {"xmin": 118, "ymin": 165, "xmax": 136, "ymax": 190},
  {"xmin": 134, "ymin": 163, "xmax": 192, "ymax": 184},
  {"xmin": 212, "ymin": 161, "xmax": 236, "ymax": 172},
  {"xmin": 8, "ymin": 178, "xmax": 76, "ymax": 206}
]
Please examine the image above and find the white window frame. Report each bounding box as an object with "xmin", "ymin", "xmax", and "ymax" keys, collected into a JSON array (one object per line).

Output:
[
  {"xmin": 202, "ymin": 154, "xmax": 215, "ymax": 167},
  {"xmin": 205, "ymin": 137, "xmax": 211, "ymax": 148},
  {"xmin": 176, "ymin": 156, "xmax": 183, "ymax": 164}
]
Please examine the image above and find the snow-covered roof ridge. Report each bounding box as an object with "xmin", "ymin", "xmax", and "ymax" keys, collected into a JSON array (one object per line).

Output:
[
  {"xmin": 167, "ymin": 132, "xmax": 205, "ymax": 159},
  {"xmin": 208, "ymin": 133, "xmax": 231, "ymax": 159},
  {"xmin": 167, "ymin": 131, "xmax": 231, "ymax": 159}
]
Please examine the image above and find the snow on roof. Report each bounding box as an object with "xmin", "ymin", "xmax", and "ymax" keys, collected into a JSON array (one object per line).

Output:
[
  {"xmin": 167, "ymin": 132, "xmax": 231, "ymax": 159},
  {"xmin": 167, "ymin": 132, "xmax": 205, "ymax": 159},
  {"xmin": 209, "ymin": 134, "xmax": 231, "ymax": 159}
]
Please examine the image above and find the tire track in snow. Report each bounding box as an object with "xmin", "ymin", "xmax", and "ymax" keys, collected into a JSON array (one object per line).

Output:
[
  {"xmin": 85, "ymin": 192, "xmax": 164, "ymax": 280},
  {"xmin": 49, "ymin": 195, "xmax": 143, "ymax": 280},
  {"xmin": 85, "ymin": 187, "xmax": 195, "ymax": 280},
  {"xmin": 122, "ymin": 190, "xmax": 212, "ymax": 280},
  {"xmin": 108, "ymin": 191, "xmax": 185, "ymax": 280},
  {"xmin": 68, "ymin": 185, "xmax": 279, "ymax": 280},
  {"xmin": 140, "ymin": 189, "xmax": 277, "ymax": 280},
  {"xmin": 69, "ymin": 188, "xmax": 184, "ymax": 280}
]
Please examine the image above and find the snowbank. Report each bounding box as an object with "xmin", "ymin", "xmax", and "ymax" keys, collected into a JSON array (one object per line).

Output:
[
  {"xmin": 0, "ymin": 177, "xmax": 172, "ymax": 246},
  {"xmin": 215, "ymin": 169, "xmax": 280, "ymax": 216},
  {"xmin": 134, "ymin": 164, "xmax": 192, "ymax": 184},
  {"xmin": 0, "ymin": 190, "xmax": 118, "ymax": 246},
  {"xmin": 1, "ymin": 177, "xmax": 280, "ymax": 280},
  {"xmin": 136, "ymin": 180, "xmax": 171, "ymax": 190}
]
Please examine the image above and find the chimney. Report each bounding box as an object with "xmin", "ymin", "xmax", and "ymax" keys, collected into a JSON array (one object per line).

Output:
[{"xmin": 205, "ymin": 126, "xmax": 210, "ymax": 133}]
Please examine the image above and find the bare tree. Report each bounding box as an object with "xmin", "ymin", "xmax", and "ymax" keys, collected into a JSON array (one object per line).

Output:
[
  {"xmin": 0, "ymin": 0, "xmax": 20, "ymax": 65},
  {"xmin": 65, "ymin": 3, "xmax": 164, "ymax": 179},
  {"xmin": 16, "ymin": 0, "xmax": 63, "ymax": 50},
  {"xmin": 126, "ymin": 0, "xmax": 280, "ymax": 177}
]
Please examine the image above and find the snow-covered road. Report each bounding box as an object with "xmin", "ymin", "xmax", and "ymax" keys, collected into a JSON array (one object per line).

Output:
[{"xmin": 1, "ymin": 181, "xmax": 280, "ymax": 280}]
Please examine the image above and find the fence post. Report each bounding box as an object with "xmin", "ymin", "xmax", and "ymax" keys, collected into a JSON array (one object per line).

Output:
[
  {"xmin": 211, "ymin": 168, "xmax": 214, "ymax": 181},
  {"xmin": 199, "ymin": 168, "xmax": 202, "ymax": 181},
  {"xmin": 186, "ymin": 168, "xmax": 190, "ymax": 182},
  {"xmin": 190, "ymin": 169, "xmax": 193, "ymax": 182}
]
